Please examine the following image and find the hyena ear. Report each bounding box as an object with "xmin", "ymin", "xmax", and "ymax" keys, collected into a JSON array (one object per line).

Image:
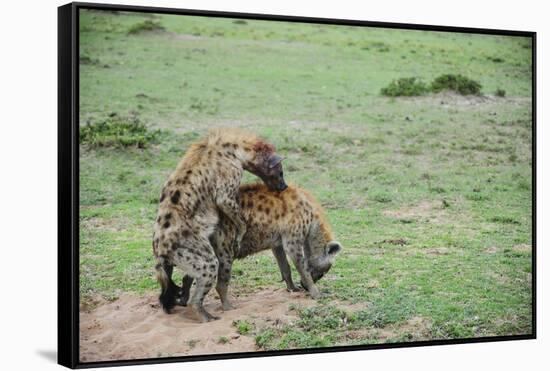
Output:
[
  {"xmin": 327, "ymin": 241, "xmax": 342, "ymax": 255},
  {"xmin": 267, "ymin": 153, "xmax": 284, "ymax": 169}
]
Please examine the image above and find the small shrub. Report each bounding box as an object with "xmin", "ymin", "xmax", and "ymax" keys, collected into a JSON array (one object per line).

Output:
[
  {"xmin": 233, "ymin": 19, "xmax": 248, "ymax": 25},
  {"xmin": 466, "ymin": 193, "xmax": 489, "ymax": 201},
  {"xmin": 255, "ymin": 329, "xmax": 276, "ymax": 348},
  {"xmin": 490, "ymin": 216, "xmax": 520, "ymax": 225},
  {"xmin": 381, "ymin": 77, "xmax": 429, "ymax": 97},
  {"xmin": 80, "ymin": 55, "xmax": 99, "ymax": 65},
  {"xmin": 495, "ymin": 88, "xmax": 506, "ymax": 97},
  {"xmin": 431, "ymin": 74, "xmax": 482, "ymax": 95},
  {"xmin": 80, "ymin": 116, "xmax": 161, "ymax": 148},
  {"xmin": 233, "ymin": 320, "xmax": 253, "ymax": 335},
  {"xmin": 487, "ymin": 56, "xmax": 505, "ymax": 63},
  {"xmin": 217, "ymin": 336, "xmax": 230, "ymax": 344},
  {"xmin": 127, "ymin": 20, "xmax": 165, "ymax": 35},
  {"xmin": 372, "ymin": 192, "xmax": 392, "ymax": 203}
]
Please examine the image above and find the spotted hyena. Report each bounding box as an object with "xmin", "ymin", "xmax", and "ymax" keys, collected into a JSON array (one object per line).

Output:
[
  {"xmin": 152, "ymin": 129, "xmax": 286, "ymax": 322},
  {"xmin": 175, "ymin": 183, "xmax": 343, "ymax": 310}
]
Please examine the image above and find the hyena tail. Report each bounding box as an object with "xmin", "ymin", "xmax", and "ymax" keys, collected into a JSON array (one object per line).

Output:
[{"xmin": 156, "ymin": 256, "xmax": 176, "ymax": 313}]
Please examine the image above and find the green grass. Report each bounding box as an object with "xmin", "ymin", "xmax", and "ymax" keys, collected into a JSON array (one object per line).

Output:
[{"xmin": 79, "ymin": 9, "xmax": 533, "ymax": 347}]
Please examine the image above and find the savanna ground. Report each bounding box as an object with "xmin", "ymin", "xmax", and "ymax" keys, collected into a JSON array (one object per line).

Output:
[{"xmin": 79, "ymin": 9, "xmax": 533, "ymax": 362}]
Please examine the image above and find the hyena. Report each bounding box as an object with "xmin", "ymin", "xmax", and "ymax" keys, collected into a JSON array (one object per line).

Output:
[
  {"xmin": 152, "ymin": 128, "xmax": 286, "ymax": 322},
  {"xmin": 176, "ymin": 183, "xmax": 342, "ymax": 310}
]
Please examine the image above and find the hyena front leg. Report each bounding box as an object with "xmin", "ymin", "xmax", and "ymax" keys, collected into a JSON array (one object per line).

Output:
[
  {"xmin": 271, "ymin": 244, "xmax": 299, "ymax": 292},
  {"xmin": 283, "ymin": 240, "xmax": 321, "ymax": 299},
  {"xmin": 173, "ymin": 238, "xmax": 220, "ymax": 322}
]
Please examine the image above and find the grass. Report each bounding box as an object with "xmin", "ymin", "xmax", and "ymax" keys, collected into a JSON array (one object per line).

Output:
[{"xmin": 79, "ymin": 9, "xmax": 533, "ymax": 349}]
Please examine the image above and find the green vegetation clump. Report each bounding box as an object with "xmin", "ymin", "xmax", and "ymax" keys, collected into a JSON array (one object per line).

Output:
[
  {"xmin": 127, "ymin": 20, "xmax": 165, "ymax": 35},
  {"xmin": 431, "ymin": 74, "xmax": 482, "ymax": 95},
  {"xmin": 381, "ymin": 74, "xmax": 482, "ymax": 96},
  {"xmin": 233, "ymin": 320, "xmax": 253, "ymax": 335},
  {"xmin": 380, "ymin": 77, "xmax": 429, "ymax": 96},
  {"xmin": 495, "ymin": 88, "xmax": 506, "ymax": 97},
  {"xmin": 80, "ymin": 54, "xmax": 100, "ymax": 65},
  {"xmin": 217, "ymin": 336, "xmax": 230, "ymax": 344},
  {"xmin": 80, "ymin": 116, "xmax": 161, "ymax": 148}
]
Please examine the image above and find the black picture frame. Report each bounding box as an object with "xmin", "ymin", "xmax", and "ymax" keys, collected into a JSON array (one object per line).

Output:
[{"xmin": 58, "ymin": 2, "xmax": 537, "ymax": 369}]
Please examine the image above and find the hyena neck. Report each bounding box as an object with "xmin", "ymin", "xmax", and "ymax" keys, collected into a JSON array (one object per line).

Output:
[{"xmin": 231, "ymin": 141, "xmax": 264, "ymax": 169}]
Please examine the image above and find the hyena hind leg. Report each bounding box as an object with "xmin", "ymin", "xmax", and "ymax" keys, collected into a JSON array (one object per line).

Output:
[
  {"xmin": 173, "ymin": 241, "xmax": 220, "ymax": 322},
  {"xmin": 175, "ymin": 275, "xmax": 194, "ymax": 306},
  {"xmin": 155, "ymin": 257, "xmax": 177, "ymax": 313}
]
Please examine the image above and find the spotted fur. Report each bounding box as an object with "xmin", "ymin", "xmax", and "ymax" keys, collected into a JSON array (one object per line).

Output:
[
  {"xmin": 152, "ymin": 129, "xmax": 286, "ymax": 322},
  {"xmin": 176, "ymin": 183, "xmax": 342, "ymax": 311}
]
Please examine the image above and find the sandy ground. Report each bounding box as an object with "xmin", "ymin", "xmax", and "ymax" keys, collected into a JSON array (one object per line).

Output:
[{"xmin": 79, "ymin": 288, "xmax": 317, "ymax": 362}]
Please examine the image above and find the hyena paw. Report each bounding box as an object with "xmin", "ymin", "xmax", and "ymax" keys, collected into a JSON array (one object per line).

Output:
[{"xmin": 309, "ymin": 287, "xmax": 322, "ymax": 300}]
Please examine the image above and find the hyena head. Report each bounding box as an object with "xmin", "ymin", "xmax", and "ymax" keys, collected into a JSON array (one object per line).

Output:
[
  {"xmin": 304, "ymin": 220, "xmax": 342, "ymax": 283},
  {"xmin": 308, "ymin": 241, "xmax": 343, "ymax": 282},
  {"xmin": 245, "ymin": 141, "xmax": 287, "ymax": 192}
]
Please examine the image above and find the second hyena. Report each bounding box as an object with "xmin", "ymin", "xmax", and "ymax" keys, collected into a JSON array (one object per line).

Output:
[
  {"xmin": 152, "ymin": 129, "xmax": 286, "ymax": 322},
  {"xmin": 176, "ymin": 183, "xmax": 342, "ymax": 310}
]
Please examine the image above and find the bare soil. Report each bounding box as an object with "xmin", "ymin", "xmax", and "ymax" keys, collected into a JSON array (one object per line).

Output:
[{"xmin": 80, "ymin": 288, "xmax": 316, "ymax": 362}]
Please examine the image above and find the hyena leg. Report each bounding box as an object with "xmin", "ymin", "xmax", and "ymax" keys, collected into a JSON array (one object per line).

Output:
[
  {"xmin": 175, "ymin": 275, "xmax": 194, "ymax": 306},
  {"xmin": 283, "ymin": 241, "xmax": 321, "ymax": 299},
  {"xmin": 164, "ymin": 264, "xmax": 185, "ymax": 298},
  {"xmin": 271, "ymin": 244, "xmax": 299, "ymax": 292},
  {"xmin": 173, "ymin": 239, "xmax": 220, "ymax": 322},
  {"xmin": 216, "ymin": 195, "xmax": 247, "ymax": 246},
  {"xmin": 215, "ymin": 253, "xmax": 235, "ymax": 311},
  {"xmin": 155, "ymin": 255, "xmax": 177, "ymax": 313}
]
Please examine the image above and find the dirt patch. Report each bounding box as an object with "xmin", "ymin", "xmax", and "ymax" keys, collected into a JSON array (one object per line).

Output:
[
  {"xmin": 341, "ymin": 316, "xmax": 432, "ymax": 343},
  {"xmin": 513, "ymin": 244, "xmax": 531, "ymax": 253},
  {"xmin": 80, "ymin": 217, "xmax": 122, "ymax": 232},
  {"xmin": 485, "ymin": 244, "xmax": 531, "ymax": 254},
  {"xmin": 380, "ymin": 238, "xmax": 408, "ymax": 246},
  {"xmin": 406, "ymin": 92, "xmax": 531, "ymax": 108},
  {"xmin": 376, "ymin": 316, "xmax": 432, "ymax": 341},
  {"xmin": 171, "ymin": 33, "xmax": 204, "ymax": 41},
  {"xmin": 424, "ymin": 247, "xmax": 450, "ymax": 256},
  {"xmin": 383, "ymin": 200, "xmax": 446, "ymax": 223},
  {"xmin": 80, "ymin": 288, "xmax": 316, "ymax": 362}
]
